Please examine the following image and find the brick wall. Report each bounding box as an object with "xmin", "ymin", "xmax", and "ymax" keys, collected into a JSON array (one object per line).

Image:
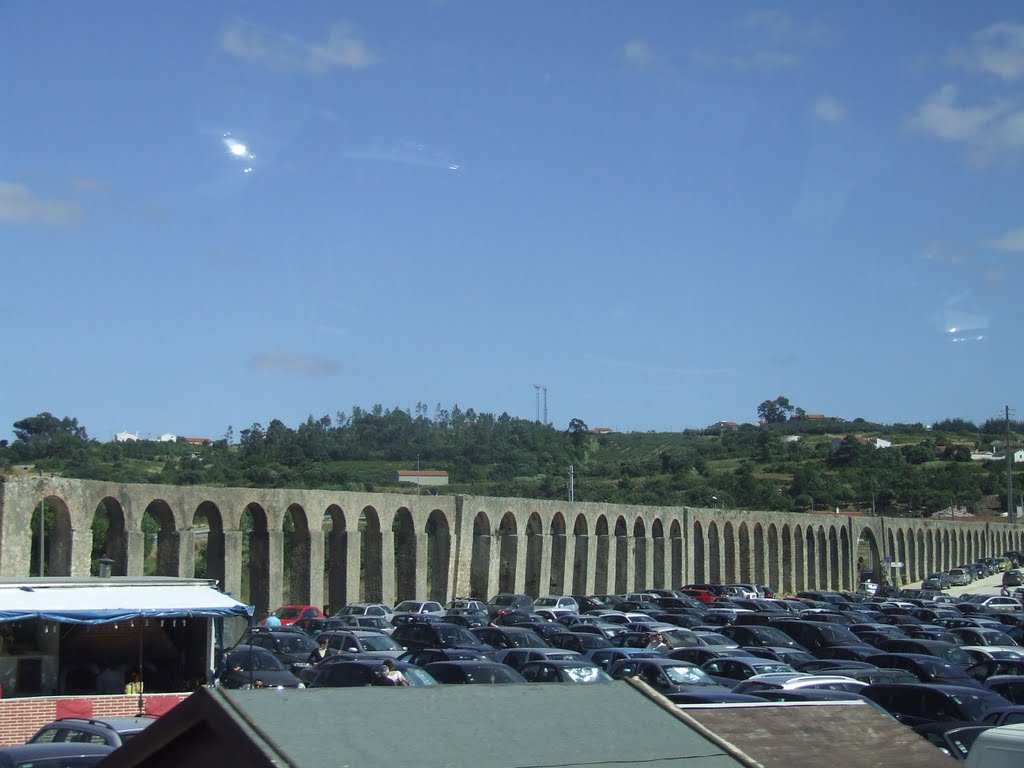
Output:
[{"xmin": 0, "ymin": 693, "xmax": 189, "ymax": 746}]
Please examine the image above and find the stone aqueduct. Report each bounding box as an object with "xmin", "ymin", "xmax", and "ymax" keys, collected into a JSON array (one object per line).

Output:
[{"xmin": 1, "ymin": 477, "xmax": 1021, "ymax": 616}]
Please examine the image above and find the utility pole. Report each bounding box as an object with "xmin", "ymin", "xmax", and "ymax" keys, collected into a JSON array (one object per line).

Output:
[
  {"xmin": 1008, "ymin": 405, "xmax": 1015, "ymax": 524},
  {"xmin": 534, "ymin": 385, "xmax": 541, "ymax": 423},
  {"xmin": 542, "ymin": 386, "xmax": 548, "ymax": 425}
]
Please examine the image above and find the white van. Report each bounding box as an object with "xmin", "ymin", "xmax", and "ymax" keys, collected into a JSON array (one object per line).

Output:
[{"xmin": 966, "ymin": 723, "xmax": 1024, "ymax": 768}]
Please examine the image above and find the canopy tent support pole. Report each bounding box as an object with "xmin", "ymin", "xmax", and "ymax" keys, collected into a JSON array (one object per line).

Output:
[{"xmin": 137, "ymin": 619, "xmax": 144, "ymax": 715}]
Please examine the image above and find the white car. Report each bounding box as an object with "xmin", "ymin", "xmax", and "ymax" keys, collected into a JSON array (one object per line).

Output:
[
  {"xmin": 533, "ymin": 596, "xmax": 580, "ymax": 615},
  {"xmin": 335, "ymin": 603, "xmax": 394, "ymax": 619},
  {"xmin": 393, "ymin": 600, "xmax": 445, "ymax": 616}
]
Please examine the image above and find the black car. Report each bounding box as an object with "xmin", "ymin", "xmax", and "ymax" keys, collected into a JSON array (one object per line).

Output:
[
  {"xmin": 718, "ymin": 625, "xmax": 809, "ymax": 651},
  {"xmin": 875, "ymin": 638, "xmax": 973, "ymax": 668},
  {"xmin": 424, "ymin": 660, "xmax": 527, "ymax": 684},
  {"xmin": 519, "ymin": 659, "xmax": 611, "ymax": 684},
  {"xmin": 912, "ymin": 721, "xmax": 994, "ymax": 762},
  {"xmin": 239, "ymin": 627, "xmax": 319, "ymax": 675},
  {"xmin": 769, "ymin": 619, "xmax": 875, "ymax": 656},
  {"xmin": 487, "ymin": 593, "xmax": 535, "ymax": 618},
  {"xmin": 967, "ymin": 658, "xmax": 1024, "ymax": 682},
  {"xmin": 0, "ymin": 743, "xmax": 114, "ymax": 767},
  {"xmin": 28, "ymin": 717, "xmax": 154, "ymax": 748},
  {"xmin": 472, "ymin": 626, "xmax": 548, "ymax": 651},
  {"xmin": 985, "ymin": 675, "xmax": 1024, "ymax": 705},
  {"xmin": 865, "ymin": 653, "xmax": 984, "ymax": 689},
  {"xmin": 607, "ymin": 657, "xmax": 731, "ymax": 696},
  {"xmin": 316, "ymin": 629, "xmax": 404, "ymax": 656},
  {"xmin": 861, "ymin": 683, "xmax": 1011, "ymax": 727},
  {"xmin": 392, "ymin": 621, "xmax": 492, "ymax": 652},
  {"xmin": 308, "ymin": 658, "xmax": 437, "ymax": 687},
  {"xmin": 547, "ymin": 632, "xmax": 612, "ymax": 653},
  {"xmin": 220, "ymin": 646, "xmax": 304, "ymax": 688},
  {"xmin": 398, "ymin": 647, "xmax": 491, "ymax": 667}
]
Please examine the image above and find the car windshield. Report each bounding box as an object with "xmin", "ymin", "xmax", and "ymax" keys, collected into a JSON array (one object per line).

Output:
[
  {"xmin": 278, "ymin": 636, "xmax": 317, "ymax": 653},
  {"xmin": 818, "ymin": 625, "xmax": 860, "ymax": 644},
  {"xmin": 698, "ymin": 633, "xmax": 734, "ymax": 647},
  {"xmin": 534, "ymin": 598, "xmax": 559, "ymax": 607},
  {"xmin": 507, "ymin": 630, "xmax": 547, "ymax": 648},
  {"xmin": 950, "ymin": 690, "xmax": 1013, "ymax": 721},
  {"xmin": 275, "ymin": 607, "xmax": 303, "ymax": 619},
  {"xmin": 664, "ymin": 665, "xmax": 716, "ymax": 686},
  {"xmin": 753, "ymin": 628, "xmax": 799, "ymax": 646},
  {"xmin": 230, "ymin": 650, "xmax": 285, "ymax": 672},
  {"xmin": 401, "ymin": 667, "xmax": 439, "ymax": 686},
  {"xmin": 437, "ymin": 626, "xmax": 480, "ymax": 645},
  {"xmin": 361, "ymin": 635, "xmax": 403, "ymax": 651},
  {"xmin": 753, "ymin": 663, "xmax": 794, "ymax": 674},
  {"xmin": 463, "ymin": 666, "xmax": 522, "ymax": 684},
  {"xmin": 395, "ymin": 602, "xmax": 424, "ymax": 612},
  {"xmin": 564, "ymin": 666, "xmax": 613, "ymax": 684}
]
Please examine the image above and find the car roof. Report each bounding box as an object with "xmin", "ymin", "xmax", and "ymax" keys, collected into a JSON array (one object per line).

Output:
[{"xmin": 0, "ymin": 743, "xmax": 115, "ymax": 758}]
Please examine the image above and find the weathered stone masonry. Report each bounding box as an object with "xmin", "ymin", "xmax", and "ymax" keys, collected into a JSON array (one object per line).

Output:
[{"xmin": 1, "ymin": 477, "xmax": 1020, "ymax": 615}]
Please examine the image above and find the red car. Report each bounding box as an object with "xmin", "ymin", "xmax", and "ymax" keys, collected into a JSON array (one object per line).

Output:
[
  {"xmin": 680, "ymin": 589, "xmax": 717, "ymax": 605},
  {"xmin": 262, "ymin": 605, "xmax": 324, "ymax": 626}
]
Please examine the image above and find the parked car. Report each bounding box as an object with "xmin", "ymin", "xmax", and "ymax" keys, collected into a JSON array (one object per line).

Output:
[
  {"xmin": 533, "ymin": 595, "xmax": 580, "ymax": 615},
  {"xmin": 860, "ymin": 683, "xmax": 1012, "ymax": 727},
  {"xmin": 28, "ymin": 717, "xmax": 154, "ymax": 748},
  {"xmin": 607, "ymin": 658, "xmax": 731, "ymax": 695},
  {"xmin": 0, "ymin": 743, "xmax": 114, "ymax": 767},
  {"xmin": 392, "ymin": 621, "xmax": 492, "ymax": 652},
  {"xmin": 584, "ymin": 647, "xmax": 663, "ymax": 671},
  {"xmin": 487, "ymin": 593, "xmax": 535, "ymax": 618},
  {"xmin": 866, "ymin": 653, "xmax": 985, "ymax": 688},
  {"xmin": 262, "ymin": 604, "xmax": 324, "ymax": 626},
  {"xmin": 239, "ymin": 627, "xmax": 319, "ymax": 675},
  {"xmin": 471, "ymin": 626, "xmax": 548, "ymax": 652},
  {"xmin": 397, "ymin": 648, "xmax": 491, "ymax": 667},
  {"xmin": 308, "ymin": 658, "xmax": 437, "ymax": 687},
  {"xmin": 699, "ymin": 657, "xmax": 796, "ymax": 686},
  {"xmin": 424, "ymin": 660, "xmax": 527, "ymax": 684},
  {"xmin": 334, "ymin": 603, "xmax": 394, "ymax": 619},
  {"xmin": 1004, "ymin": 570, "xmax": 1024, "ymax": 587},
  {"xmin": 219, "ymin": 647, "xmax": 303, "ymax": 689},
  {"xmin": 317, "ymin": 629, "xmax": 405, "ymax": 657},
  {"xmin": 497, "ymin": 648, "xmax": 582, "ymax": 671},
  {"xmin": 732, "ymin": 673, "xmax": 866, "ymax": 695},
  {"xmin": 519, "ymin": 659, "xmax": 612, "ymax": 684}
]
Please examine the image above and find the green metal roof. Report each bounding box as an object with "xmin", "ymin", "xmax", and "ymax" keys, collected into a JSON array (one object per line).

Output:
[{"xmin": 219, "ymin": 681, "xmax": 749, "ymax": 768}]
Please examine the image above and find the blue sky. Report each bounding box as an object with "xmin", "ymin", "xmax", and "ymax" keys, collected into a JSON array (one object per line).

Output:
[{"xmin": 3, "ymin": 2, "xmax": 1024, "ymax": 442}]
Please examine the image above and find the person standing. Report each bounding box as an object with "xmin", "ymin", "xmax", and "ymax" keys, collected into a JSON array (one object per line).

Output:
[{"xmin": 307, "ymin": 636, "xmax": 332, "ymax": 665}]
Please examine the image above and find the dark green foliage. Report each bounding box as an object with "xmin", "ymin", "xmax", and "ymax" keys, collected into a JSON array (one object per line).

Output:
[{"xmin": 2, "ymin": 407, "xmax": 1021, "ymax": 518}]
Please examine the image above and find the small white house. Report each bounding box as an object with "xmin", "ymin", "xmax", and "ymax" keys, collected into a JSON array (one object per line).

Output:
[
  {"xmin": 158, "ymin": 433, "xmax": 177, "ymax": 442},
  {"xmin": 114, "ymin": 431, "xmax": 139, "ymax": 443}
]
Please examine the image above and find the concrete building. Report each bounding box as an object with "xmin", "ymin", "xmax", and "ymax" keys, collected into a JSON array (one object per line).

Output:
[{"xmin": 395, "ymin": 470, "xmax": 449, "ymax": 487}]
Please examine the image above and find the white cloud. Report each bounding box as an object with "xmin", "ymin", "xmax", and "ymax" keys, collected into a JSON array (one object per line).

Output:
[
  {"xmin": 987, "ymin": 227, "xmax": 1024, "ymax": 252},
  {"xmin": 221, "ymin": 20, "xmax": 375, "ymax": 74},
  {"xmin": 738, "ymin": 9, "xmax": 792, "ymax": 38},
  {"xmin": 956, "ymin": 23, "xmax": 1024, "ymax": 81},
  {"xmin": 624, "ymin": 39, "xmax": 654, "ymax": 69},
  {"xmin": 0, "ymin": 182, "xmax": 81, "ymax": 226},
  {"xmin": 908, "ymin": 84, "xmax": 1011, "ymax": 142},
  {"xmin": 249, "ymin": 352, "xmax": 341, "ymax": 375},
  {"xmin": 812, "ymin": 94, "xmax": 846, "ymax": 122},
  {"xmin": 688, "ymin": 48, "xmax": 799, "ymax": 74}
]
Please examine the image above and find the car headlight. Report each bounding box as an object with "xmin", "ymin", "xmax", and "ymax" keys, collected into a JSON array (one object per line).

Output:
[{"xmin": 297, "ymin": 682, "xmax": 306, "ymax": 689}]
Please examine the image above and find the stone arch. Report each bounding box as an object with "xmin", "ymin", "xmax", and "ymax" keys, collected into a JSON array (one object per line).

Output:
[
  {"xmin": 840, "ymin": 527, "xmax": 851, "ymax": 591},
  {"xmin": 739, "ymin": 523, "xmax": 752, "ymax": 583},
  {"xmin": 360, "ymin": 506, "xmax": 383, "ymax": 602},
  {"xmin": 669, "ymin": 519, "xmax": 683, "ymax": 587},
  {"xmin": 723, "ymin": 522, "xmax": 737, "ymax": 584},
  {"xmin": 323, "ymin": 505, "xmax": 349, "ymax": 614},
  {"xmin": 781, "ymin": 524, "xmax": 792, "ymax": 594},
  {"xmin": 926, "ymin": 530, "xmax": 935, "ymax": 576},
  {"xmin": 693, "ymin": 520, "xmax": 706, "ymax": 584},
  {"xmin": 392, "ymin": 508, "xmax": 416, "ymax": 602},
  {"xmin": 942, "ymin": 529, "xmax": 951, "ymax": 571},
  {"xmin": 856, "ymin": 525, "xmax": 882, "ymax": 586},
  {"xmin": 613, "ymin": 516, "xmax": 629, "ymax": 594},
  {"xmin": 753, "ymin": 523, "xmax": 764, "ymax": 587},
  {"xmin": 93, "ymin": 497, "xmax": 128, "ymax": 577},
  {"xmin": 284, "ymin": 504, "xmax": 312, "ymax": 605},
  {"xmin": 767, "ymin": 523, "xmax": 779, "ymax": 591},
  {"xmin": 917, "ymin": 529, "xmax": 926, "ymax": 579},
  {"xmin": 426, "ymin": 509, "xmax": 451, "ymax": 603},
  {"xmin": 498, "ymin": 513, "xmax": 518, "ymax": 594},
  {"xmin": 793, "ymin": 525, "xmax": 804, "ymax": 592},
  {"xmin": 470, "ymin": 512, "xmax": 492, "ymax": 600},
  {"xmin": 595, "ymin": 516, "xmax": 610, "ymax": 595},
  {"xmin": 241, "ymin": 502, "xmax": 270, "ymax": 615},
  {"xmin": 816, "ymin": 526, "xmax": 828, "ymax": 589},
  {"xmin": 896, "ymin": 529, "xmax": 907, "ymax": 587},
  {"xmin": 906, "ymin": 528, "xmax": 917, "ymax": 583},
  {"xmin": 192, "ymin": 501, "xmax": 223, "ymax": 586},
  {"xmin": 572, "ymin": 515, "xmax": 590, "ymax": 595},
  {"xmin": 30, "ymin": 495, "xmax": 73, "ymax": 577},
  {"xmin": 707, "ymin": 521, "xmax": 721, "ymax": 584},
  {"xmin": 805, "ymin": 526, "xmax": 817, "ymax": 590},
  {"xmin": 651, "ymin": 519, "xmax": 665, "ymax": 589},
  {"xmin": 145, "ymin": 499, "xmax": 179, "ymax": 578},
  {"xmin": 633, "ymin": 518, "xmax": 648, "ymax": 590},
  {"xmin": 549, "ymin": 513, "xmax": 568, "ymax": 596},
  {"xmin": 828, "ymin": 526, "xmax": 839, "ymax": 590},
  {"xmin": 525, "ymin": 513, "xmax": 544, "ymax": 597}
]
